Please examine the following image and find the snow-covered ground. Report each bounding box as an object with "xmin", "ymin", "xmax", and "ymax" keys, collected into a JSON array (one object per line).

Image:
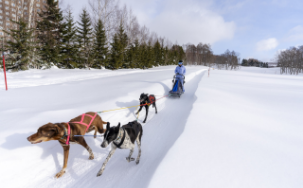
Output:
[{"xmin": 0, "ymin": 66, "xmax": 302, "ymax": 188}]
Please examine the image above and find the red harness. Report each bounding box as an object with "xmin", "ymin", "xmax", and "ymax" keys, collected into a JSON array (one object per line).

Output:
[
  {"xmin": 149, "ymin": 95, "xmax": 155, "ymax": 104},
  {"xmin": 65, "ymin": 113, "xmax": 97, "ymax": 145}
]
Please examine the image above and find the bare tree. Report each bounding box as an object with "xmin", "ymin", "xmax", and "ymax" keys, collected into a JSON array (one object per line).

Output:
[
  {"xmin": 89, "ymin": 0, "xmax": 119, "ymax": 46},
  {"xmin": 278, "ymin": 46, "xmax": 303, "ymax": 75}
]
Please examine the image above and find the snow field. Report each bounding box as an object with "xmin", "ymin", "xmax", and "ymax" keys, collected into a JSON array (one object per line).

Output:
[{"xmin": 0, "ymin": 66, "xmax": 302, "ymax": 188}]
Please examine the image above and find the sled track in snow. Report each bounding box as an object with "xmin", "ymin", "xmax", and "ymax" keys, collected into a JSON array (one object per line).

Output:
[
  {"xmin": 32, "ymin": 69, "xmax": 206, "ymax": 188},
  {"xmin": 0, "ymin": 67, "xmax": 206, "ymax": 188}
]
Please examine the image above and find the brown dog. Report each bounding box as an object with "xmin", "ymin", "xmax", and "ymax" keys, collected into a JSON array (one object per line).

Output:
[{"xmin": 27, "ymin": 112, "xmax": 107, "ymax": 178}]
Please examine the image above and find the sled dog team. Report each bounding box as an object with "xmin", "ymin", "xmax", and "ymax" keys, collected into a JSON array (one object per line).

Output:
[{"xmin": 27, "ymin": 93, "xmax": 156, "ymax": 178}]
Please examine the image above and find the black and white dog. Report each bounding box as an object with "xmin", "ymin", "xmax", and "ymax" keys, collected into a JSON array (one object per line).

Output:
[
  {"xmin": 136, "ymin": 93, "xmax": 158, "ymax": 123},
  {"xmin": 97, "ymin": 121, "xmax": 143, "ymax": 176}
]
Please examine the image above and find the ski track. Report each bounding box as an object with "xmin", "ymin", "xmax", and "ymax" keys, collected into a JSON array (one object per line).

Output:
[{"xmin": 0, "ymin": 66, "xmax": 206, "ymax": 188}]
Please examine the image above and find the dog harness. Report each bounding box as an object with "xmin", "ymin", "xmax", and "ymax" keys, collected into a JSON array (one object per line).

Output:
[
  {"xmin": 149, "ymin": 95, "xmax": 155, "ymax": 104},
  {"xmin": 62, "ymin": 113, "xmax": 97, "ymax": 145},
  {"xmin": 72, "ymin": 113, "xmax": 97, "ymax": 132},
  {"xmin": 113, "ymin": 128, "xmax": 126, "ymax": 148}
]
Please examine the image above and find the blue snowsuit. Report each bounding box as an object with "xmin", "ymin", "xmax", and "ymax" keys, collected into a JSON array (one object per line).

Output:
[{"xmin": 174, "ymin": 65, "xmax": 186, "ymax": 92}]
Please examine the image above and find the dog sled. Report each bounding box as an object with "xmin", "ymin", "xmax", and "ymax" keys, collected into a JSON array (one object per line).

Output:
[{"xmin": 169, "ymin": 74, "xmax": 185, "ymax": 98}]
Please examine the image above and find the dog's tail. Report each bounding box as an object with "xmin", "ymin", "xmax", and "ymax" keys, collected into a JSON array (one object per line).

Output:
[{"xmin": 102, "ymin": 120, "xmax": 107, "ymax": 124}]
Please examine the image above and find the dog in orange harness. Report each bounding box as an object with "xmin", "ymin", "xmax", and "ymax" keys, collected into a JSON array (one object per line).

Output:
[
  {"xmin": 136, "ymin": 93, "xmax": 157, "ymax": 123},
  {"xmin": 27, "ymin": 112, "xmax": 107, "ymax": 178}
]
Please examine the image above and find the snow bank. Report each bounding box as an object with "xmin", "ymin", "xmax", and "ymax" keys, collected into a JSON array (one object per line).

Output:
[{"xmin": 149, "ymin": 67, "xmax": 303, "ymax": 188}]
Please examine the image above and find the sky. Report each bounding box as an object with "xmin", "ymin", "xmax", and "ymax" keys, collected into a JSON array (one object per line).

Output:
[{"xmin": 62, "ymin": 0, "xmax": 303, "ymax": 62}]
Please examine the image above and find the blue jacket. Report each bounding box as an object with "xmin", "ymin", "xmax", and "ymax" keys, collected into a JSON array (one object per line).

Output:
[{"xmin": 175, "ymin": 65, "xmax": 186, "ymax": 78}]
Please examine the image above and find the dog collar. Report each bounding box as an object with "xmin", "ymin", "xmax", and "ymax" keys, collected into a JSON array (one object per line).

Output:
[
  {"xmin": 60, "ymin": 127, "xmax": 68, "ymax": 140},
  {"xmin": 58, "ymin": 124, "xmax": 68, "ymax": 140}
]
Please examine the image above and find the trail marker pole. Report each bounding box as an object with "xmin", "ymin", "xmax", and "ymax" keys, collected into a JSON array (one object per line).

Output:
[{"xmin": 2, "ymin": 33, "xmax": 7, "ymax": 90}]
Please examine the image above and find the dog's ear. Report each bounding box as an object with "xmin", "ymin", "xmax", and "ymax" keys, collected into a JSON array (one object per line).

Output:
[
  {"xmin": 106, "ymin": 122, "xmax": 110, "ymax": 130},
  {"xmin": 117, "ymin": 123, "xmax": 121, "ymax": 130},
  {"xmin": 50, "ymin": 124, "xmax": 59, "ymax": 135}
]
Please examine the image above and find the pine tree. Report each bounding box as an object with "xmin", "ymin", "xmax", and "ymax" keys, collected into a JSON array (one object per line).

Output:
[
  {"xmin": 109, "ymin": 34, "xmax": 123, "ymax": 69},
  {"xmin": 139, "ymin": 43, "xmax": 148, "ymax": 69},
  {"xmin": 117, "ymin": 22, "xmax": 128, "ymax": 67},
  {"xmin": 153, "ymin": 40, "xmax": 161, "ymax": 66},
  {"xmin": 129, "ymin": 39, "xmax": 140, "ymax": 68},
  {"xmin": 36, "ymin": 0, "xmax": 64, "ymax": 65},
  {"xmin": 61, "ymin": 9, "xmax": 77, "ymax": 68},
  {"xmin": 77, "ymin": 9, "xmax": 94, "ymax": 69},
  {"xmin": 93, "ymin": 19, "xmax": 107, "ymax": 68},
  {"xmin": 108, "ymin": 22, "xmax": 128, "ymax": 69},
  {"xmin": 146, "ymin": 41, "xmax": 154, "ymax": 68},
  {"xmin": 4, "ymin": 19, "xmax": 33, "ymax": 70}
]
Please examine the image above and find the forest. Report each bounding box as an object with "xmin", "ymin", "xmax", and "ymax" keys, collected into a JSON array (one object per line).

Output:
[{"xmin": 0, "ymin": 0, "xmax": 240, "ymax": 71}]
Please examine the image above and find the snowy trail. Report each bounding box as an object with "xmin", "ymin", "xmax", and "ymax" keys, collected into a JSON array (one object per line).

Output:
[
  {"xmin": 0, "ymin": 66, "xmax": 206, "ymax": 188},
  {"xmin": 0, "ymin": 66, "xmax": 178, "ymax": 89}
]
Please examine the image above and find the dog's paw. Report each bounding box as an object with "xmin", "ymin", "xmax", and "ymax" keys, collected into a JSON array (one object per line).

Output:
[
  {"xmin": 126, "ymin": 157, "xmax": 135, "ymax": 162},
  {"xmin": 55, "ymin": 170, "xmax": 66, "ymax": 178},
  {"xmin": 96, "ymin": 171, "xmax": 103, "ymax": 177},
  {"xmin": 143, "ymin": 121, "xmax": 146, "ymax": 123},
  {"xmin": 136, "ymin": 160, "xmax": 140, "ymax": 165},
  {"xmin": 89, "ymin": 155, "xmax": 94, "ymax": 160}
]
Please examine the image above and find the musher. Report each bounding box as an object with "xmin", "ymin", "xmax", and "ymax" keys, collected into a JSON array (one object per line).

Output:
[{"xmin": 174, "ymin": 60, "xmax": 186, "ymax": 93}]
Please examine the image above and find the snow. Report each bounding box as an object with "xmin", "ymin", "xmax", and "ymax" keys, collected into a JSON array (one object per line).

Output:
[{"xmin": 0, "ymin": 66, "xmax": 302, "ymax": 188}]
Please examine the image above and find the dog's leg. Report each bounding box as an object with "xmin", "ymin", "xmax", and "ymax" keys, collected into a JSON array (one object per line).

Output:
[
  {"xmin": 97, "ymin": 148, "xmax": 116, "ymax": 177},
  {"xmin": 126, "ymin": 147, "xmax": 134, "ymax": 162},
  {"xmin": 76, "ymin": 137, "xmax": 94, "ymax": 160},
  {"xmin": 55, "ymin": 145, "xmax": 70, "ymax": 178},
  {"xmin": 143, "ymin": 105, "xmax": 149, "ymax": 123},
  {"xmin": 94, "ymin": 126, "xmax": 98, "ymax": 138},
  {"xmin": 136, "ymin": 135, "xmax": 141, "ymax": 164},
  {"xmin": 136, "ymin": 105, "xmax": 143, "ymax": 114},
  {"xmin": 154, "ymin": 103, "xmax": 158, "ymax": 114}
]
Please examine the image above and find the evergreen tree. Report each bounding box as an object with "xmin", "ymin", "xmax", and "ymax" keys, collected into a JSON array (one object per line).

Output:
[
  {"xmin": 4, "ymin": 19, "xmax": 34, "ymax": 70},
  {"xmin": 36, "ymin": 0, "xmax": 64, "ymax": 65},
  {"xmin": 108, "ymin": 22, "xmax": 128, "ymax": 69},
  {"xmin": 241, "ymin": 59, "xmax": 248, "ymax": 66},
  {"xmin": 61, "ymin": 9, "xmax": 77, "ymax": 68},
  {"xmin": 117, "ymin": 22, "xmax": 128, "ymax": 67},
  {"xmin": 153, "ymin": 40, "xmax": 161, "ymax": 66},
  {"xmin": 77, "ymin": 9, "xmax": 94, "ymax": 69},
  {"xmin": 129, "ymin": 39, "xmax": 140, "ymax": 68},
  {"xmin": 93, "ymin": 19, "xmax": 108, "ymax": 68},
  {"xmin": 146, "ymin": 41, "xmax": 154, "ymax": 68},
  {"xmin": 139, "ymin": 43, "xmax": 148, "ymax": 69},
  {"xmin": 109, "ymin": 34, "xmax": 123, "ymax": 69}
]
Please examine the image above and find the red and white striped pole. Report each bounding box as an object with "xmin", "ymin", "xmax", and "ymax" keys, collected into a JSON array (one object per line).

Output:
[
  {"xmin": 2, "ymin": 32, "xmax": 7, "ymax": 91},
  {"xmin": 2, "ymin": 52, "xmax": 8, "ymax": 90}
]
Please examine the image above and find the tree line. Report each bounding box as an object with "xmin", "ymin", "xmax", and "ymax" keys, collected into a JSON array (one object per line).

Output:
[
  {"xmin": 277, "ymin": 46, "xmax": 303, "ymax": 75},
  {"xmin": 241, "ymin": 59, "xmax": 269, "ymax": 68},
  {"xmin": 185, "ymin": 43, "xmax": 240, "ymax": 70},
  {"xmin": 0, "ymin": 0, "xmax": 240, "ymax": 72}
]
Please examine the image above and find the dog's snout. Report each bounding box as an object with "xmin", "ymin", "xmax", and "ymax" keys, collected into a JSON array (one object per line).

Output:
[{"xmin": 27, "ymin": 136, "xmax": 31, "ymax": 141}]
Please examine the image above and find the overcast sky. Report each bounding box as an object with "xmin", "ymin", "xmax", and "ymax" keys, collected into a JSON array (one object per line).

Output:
[{"xmin": 62, "ymin": 0, "xmax": 303, "ymax": 62}]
